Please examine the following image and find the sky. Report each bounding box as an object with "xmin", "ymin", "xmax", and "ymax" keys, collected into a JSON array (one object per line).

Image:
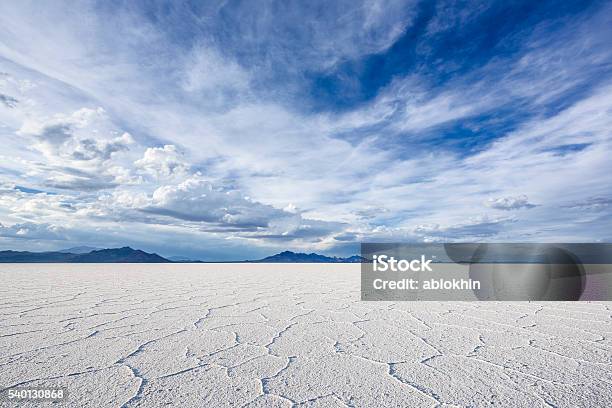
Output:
[{"xmin": 0, "ymin": 0, "xmax": 611, "ymax": 260}]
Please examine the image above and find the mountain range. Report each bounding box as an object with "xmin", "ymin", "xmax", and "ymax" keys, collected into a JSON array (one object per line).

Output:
[
  {"xmin": 251, "ymin": 251, "xmax": 365, "ymax": 263},
  {"xmin": 0, "ymin": 248, "xmax": 364, "ymax": 263},
  {"xmin": 0, "ymin": 247, "xmax": 169, "ymax": 263}
]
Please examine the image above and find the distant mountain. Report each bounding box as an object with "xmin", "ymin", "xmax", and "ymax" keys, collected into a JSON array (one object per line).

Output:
[
  {"xmin": 0, "ymin": 247, "xmax": 171, "ymax": 263},
  {"xmin": 59, "ymin": 246, "xmax": 101, "ymax": 254},
  {"xmin": 0, "ymin": 250, "xmax": 75, "ymax": 263},
  {"xmin": 253, "ymin": 251, "xmax": 365, "ymax": 263},
  {"xmin": 72, "ymin": 247, "xmax": 170, "ymax": 263}
]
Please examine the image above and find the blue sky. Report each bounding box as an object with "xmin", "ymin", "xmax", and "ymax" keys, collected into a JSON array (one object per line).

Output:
[{"xmin": 0, "ymin": 0, "xmax": 611, "ymax": 260}]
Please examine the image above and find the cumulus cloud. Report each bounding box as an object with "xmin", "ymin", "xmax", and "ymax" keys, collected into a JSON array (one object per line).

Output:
[
  {"xmin": 485, "ymin": 195, "xmax": 536, "ymax": 211},
  {"xmin": 0, "ymin": 222, "xmax": 66, "ymax": 240},
  {"xmin": 19, "ymin": 108, "xmax": 133, "ymax": 162},
  {"xmin": 132, "ymin": 174, "xmax": 345, "ymax": 242},
  {"xmin": 283, "ymin": 203, "xmax": 299, "ymax": 214},
  {"xmin": 16, "ymin": 108, "xmax": 136, "ymax": 191},
  {"xmin": 70, "ymin": 133, "xmax": 132, "ymax": 161},
  {"xmin": 135, "ymin": 145, "xmax": 189, "ymax": 179},
  {"xmin": 145, "ymin": 174, "xmax": 297, "ymax": 229},
  {"xmin": 0, "ymin": 187, "xmax": 77, "ymax": 227}
]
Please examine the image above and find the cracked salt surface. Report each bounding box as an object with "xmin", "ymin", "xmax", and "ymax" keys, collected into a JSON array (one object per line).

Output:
[{"xmin": 0, "ymin": 264, "xmax": 610, "ymax": 407}]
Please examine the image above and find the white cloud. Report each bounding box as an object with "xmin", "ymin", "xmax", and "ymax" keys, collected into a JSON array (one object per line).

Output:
[
  {"xmin": 413, "ymin": 216, "xmax": 515, "ymax": 241},
  {"xmin": 0, "ymin": 222, "xmax": 66, "ymax": 240},
  {"xmin": 563, "ymin": 197, "xmax": 612, "ymax": 211},
  {"xmin": 109, "ymin": 173, "xmax": 347, "ymax": 243},
  {"xmin": 18, "ymin": 108, "xmax": 132, "ymax": 162},
  {"xmin": 147, "ymin": 174, "xmax": 282, "ymax": 227},
  {"xmin": 16, "ymin": 107, "xmax": 136, "ymax": 191},
  {"xmin": 70, "ymin": 133, "xmax": 133, "ymax": 161},
  {"xmin": 181, "ymin": 46, "xmax": 250, "ymax": 95},
  {"xmin": 135, "ymin": 145, "xmax": 189, "ymax": 179},
  {"xmin": 486, "ymin": 195, "xmax": 536, "ymax": 211},
  {"xmin": 0, "ymin": 187, "xmax": 76, "ymax": 219}
]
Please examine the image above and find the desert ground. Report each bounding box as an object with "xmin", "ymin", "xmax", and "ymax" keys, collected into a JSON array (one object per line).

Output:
[{"xmin": 0, "ymin": 264, "xmax": 610, "ymax": 407}]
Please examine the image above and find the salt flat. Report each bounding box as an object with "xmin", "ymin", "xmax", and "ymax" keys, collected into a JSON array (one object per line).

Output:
[{"xmin": 0, "ymin": 264, "xmax": 610, "ymax": 408}]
